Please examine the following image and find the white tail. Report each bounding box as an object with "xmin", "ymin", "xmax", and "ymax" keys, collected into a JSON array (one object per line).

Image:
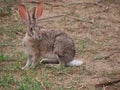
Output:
[{"xmin": 67, "ymin": 60, "xmax": 83, "ymax": 66}]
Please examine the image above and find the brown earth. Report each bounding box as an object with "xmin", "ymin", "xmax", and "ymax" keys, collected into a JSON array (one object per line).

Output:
[{"xmin": 0, "ymin": 0, "xmax": 120, "ymax": 90}]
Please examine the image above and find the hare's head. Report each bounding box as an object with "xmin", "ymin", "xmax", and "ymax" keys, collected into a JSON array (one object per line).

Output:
[{"xmin": 17, "ymin": 3, "xmax": 43, "ymax": 39}]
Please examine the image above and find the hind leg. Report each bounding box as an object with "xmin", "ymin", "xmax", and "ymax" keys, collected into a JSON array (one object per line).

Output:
[
  {"xmin": 42, "ymin": 55, "xmax": 66, "ymax": 68},
  {"xmin": 53, "ymin": 36, "xmax": 75, "ymax": 67},
  {"xmin": 55, "ymin": 54, "xmax": 66, "ymax": 67}
]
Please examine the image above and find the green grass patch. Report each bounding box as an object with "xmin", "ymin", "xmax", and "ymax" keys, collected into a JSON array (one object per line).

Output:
[
  {"xmin": 0, "ymin": 54, "xmax": 10, "ymax": 62},
  {"xmin": 18, "ymin": 76, "xmax": 39, "ymax": 90},
  {"xmin": 0, "ymin": 73, "xmax": 17, "ymax": 88}
]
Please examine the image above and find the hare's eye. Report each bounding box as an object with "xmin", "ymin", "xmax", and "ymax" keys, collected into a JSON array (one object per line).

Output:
[
  {"xmin": 30, "ymin": 28, "xmax": 33, "ymax": 31},
  {"xmin": 29, "ymin": 27, "xmax": 34, "ymax": 35}
]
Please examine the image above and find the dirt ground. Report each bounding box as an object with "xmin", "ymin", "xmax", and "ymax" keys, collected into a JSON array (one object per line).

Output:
[{"xmin": 0, "ymin": 0, "xmax": 120, "ymax": 90}]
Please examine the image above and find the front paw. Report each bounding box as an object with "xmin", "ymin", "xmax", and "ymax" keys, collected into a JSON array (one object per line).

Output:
[{"xmin": 21, "ymin": 66, "xmax": 29, "ymax": 70}]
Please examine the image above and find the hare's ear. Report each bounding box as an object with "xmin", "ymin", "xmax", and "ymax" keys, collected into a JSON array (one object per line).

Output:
[
  {"xmin": 33, "ymin": 3, "xmax": 43, "ymax": 20},
  {"xmin": 17, "ymin": 4, "xmax": 30, "ymax": 25}
]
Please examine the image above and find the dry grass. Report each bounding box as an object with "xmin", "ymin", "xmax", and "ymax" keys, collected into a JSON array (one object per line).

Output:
[{"xmin": 0, "ymin": 0, "xmax": 120, "ymax": 90}]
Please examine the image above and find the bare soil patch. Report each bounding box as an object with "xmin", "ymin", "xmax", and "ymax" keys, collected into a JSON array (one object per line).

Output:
[{"xmin": 0, "ymin": 0, "xmax": 120, "ymax": 90}]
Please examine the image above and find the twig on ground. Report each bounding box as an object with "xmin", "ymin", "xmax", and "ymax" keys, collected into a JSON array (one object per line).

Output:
[
  {"xmin": 35, "ymin": 77, "xmax": 47, "ymax": 90},
  {"xmin": 38, "ymin": 14, "xmax": 84, "ymax": 22},
  {"xmin": 0, "ymin": 44, "xmax": 21, "ymax": 46},
  {"xmin": 68, "ymin": 2, "xmax": 101, "ymax": 6},
  {"xmin": 0, "ymin": 59, "xmax": 16, "ymax": 62},
  {"xmin": 25, "ymin": 1, "xmax": 103, "ymax": 7},
  {"xmin": 24, "ymin": 1, "xmax": 43, "ymax": 4},
  {"xmin": 95, "ymin": 79, "xmax": 120, "ymax": 87},
  {"xmin": 40, "ymin": 82, "xmax": 47, "ymax": 90},
  {"xmin": 66, "ymin": 15, "xmax": 82, "ymax": 21},
  {"xmin": 45, "ymin": 2, "xmax": 65, "ymax": 7},
  {"xmin": 38, "ymin": 14, "xmax": 66, "ymax": 22},
  {"xmin": 102, "ymin": 51, "xmax": 120, "ymax": 59}
]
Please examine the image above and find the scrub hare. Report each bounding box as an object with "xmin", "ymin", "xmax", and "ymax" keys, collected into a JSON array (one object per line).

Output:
[{"xmin": 17, "ymin": 3, "xmax": 83, "ymax": 70}]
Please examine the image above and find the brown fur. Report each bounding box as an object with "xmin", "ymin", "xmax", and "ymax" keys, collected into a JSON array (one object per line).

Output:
[{"xmin": 18, "ymin": 3, "xmax": 75, "ymax": 70}]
